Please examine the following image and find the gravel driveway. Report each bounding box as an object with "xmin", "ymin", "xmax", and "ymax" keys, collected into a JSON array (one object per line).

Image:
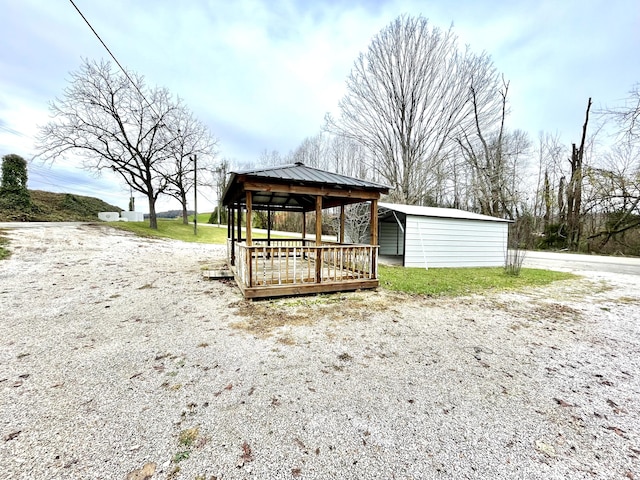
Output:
[{"xmin": 1, "ymin": 224, "xmax": 639, "ymax": 479}]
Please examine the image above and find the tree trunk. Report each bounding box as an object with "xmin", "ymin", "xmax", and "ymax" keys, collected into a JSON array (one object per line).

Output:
[
  {"xmin": 543, "ymin": 169, "xmax": 551, "ymax": 229},
  {"xmin": 181, "ymin": 191, "xmax": 188, "ymax": 225},
  {"xmin": 565, "ymin": 97, "xmax": 592, "ymax": 250},
  {"xmin": 147, "ymin": 194, "xmax": 158, "ymax": 230}
]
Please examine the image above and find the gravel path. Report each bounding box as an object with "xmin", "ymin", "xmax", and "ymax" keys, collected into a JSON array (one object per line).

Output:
[{"xmin": 1, "ymin": 224, "xmax": 639, "ymax": 479}]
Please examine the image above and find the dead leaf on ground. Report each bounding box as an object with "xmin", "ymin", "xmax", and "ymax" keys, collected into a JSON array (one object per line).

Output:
[
  {"xmin": 214, "ymin": 383, "xmax": 233, "ymax": 397},
  {"xmin": 237, "ymin": 441, "xmax": 253, "ymax": 467},
  {"xmin": 126, "ymin": 462, "xmax": 156, "ymax": 480},
  {"xmin": 4, "ymin": 431, "xmax": 21, "ymax": 442},
  {"xmin": 606, "ymin": 426, "xmax": 626, "ymax": 437},
  {"xmin": 607, "ymin": 399, "xmax": 627, "ymax": 414},
  {"xmin": 554, "ymin": 398, "xmax": 575, "ymax": 407}
]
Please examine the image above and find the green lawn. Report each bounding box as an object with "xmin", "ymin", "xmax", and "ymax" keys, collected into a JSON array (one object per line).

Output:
[
  {"xmin": 379, "ymin": 265, "xmax": 576, "ymax": 296},
  {"xmin": 108, "ymin": 218, "xmax": 287, "ymax": 244},
  {"xmin": 188, "ymin": 212, "xmax": 216, "ymax": 224},
  {"xmin": 109, "ymin": 219, "xmax": 228, "ymax": 243}
]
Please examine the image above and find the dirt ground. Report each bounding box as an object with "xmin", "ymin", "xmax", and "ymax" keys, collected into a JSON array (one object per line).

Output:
[{"xmin": 1, "ymin": 223, "xmax": 639, "ymax": 479}]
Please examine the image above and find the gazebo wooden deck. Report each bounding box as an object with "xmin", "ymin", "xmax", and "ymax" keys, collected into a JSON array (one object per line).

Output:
[{"xmin": 222, "ymin": 162, "xmax": 389, "ymax": 299}]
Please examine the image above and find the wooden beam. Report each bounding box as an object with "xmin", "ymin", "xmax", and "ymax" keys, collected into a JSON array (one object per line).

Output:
[
  {"xmin": 236, "ymin": 202, "xmax": 242, "ymax": 243},
  {"xmin": 315, "ymin": 195, "xmax": 322, "ymax": 246},
  {"xmin": 243, "ymin": 181, "xmax": 382, "ymax": 200},
  {"xmin": 302, "ymin": 211, "xmax": 306, "ymax": 242},
  {"xmin": 370, "ymin": 199, "xmax": 378, "ymax": 280},
  {"xmin": 267, "ymin": 205, "xmax": 271, "ymax": 246},
  {"xmin": 239, "ymin": 279, "xmax": 380, "ymax": 299},
  {"xmin": 339, "ymin": 204, "xmax": 345, "ymax": 244},
  {"xmin": 370, "ymin": 199, "xmax": 378, "ymax": 245},
  {"xmin": 230, "ymin": 205, "xmax": 235, "ymax": 266},
  {"xmin": 246, "ymin": 191, "xmax": 253, "ymax": 246},
  {"xmin": 315, "ymin": 195, "xmax": 322, "ymax": 283}
]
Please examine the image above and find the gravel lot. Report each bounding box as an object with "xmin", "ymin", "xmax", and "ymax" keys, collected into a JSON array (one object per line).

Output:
[{"xmin": 1, "ymin": 223, "xmax": 639, "ymax": 479}]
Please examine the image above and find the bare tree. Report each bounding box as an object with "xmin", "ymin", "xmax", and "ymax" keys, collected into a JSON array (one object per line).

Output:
[
  {"xmin": 603, "ymin": 83, "xmax": 640, "ymax": 144},
  {"xmin": 584, "ymin": 143, "xmax": 640, "ymax": 250},
  {"xmin": 36, "ymin": 59, "xmax": 177, "ymax": 229},
  {"xmin": 162, "ymin": 105, "xmax": 218, "ymax": 224},
  {"xmin": 532, "ymin": 132, "xmax": 565, "ymax": 230},
  {"xmin": 290, "ymin": 134, "xmax": 327, "ymax": 169},
  {"xmin": 565, "ymin": 98, "xmax": 592, "ymax": 249},
  {"xmin": 456, "ymin": 78, "xmax": 530, "ymax": 219},
  {"xmin": 325, "ymin": 15, "xmax": 503, "ymax": 204}
]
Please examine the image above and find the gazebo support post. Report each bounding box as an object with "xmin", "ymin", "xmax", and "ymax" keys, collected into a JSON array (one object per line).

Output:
[
  {"xmin": 236, "ymin": 202, "xmax": 242, "ymax": 243},
  {"xmin": 370, "ymin": 199, "xmax": 378, "ymax": 278},
  {"xmin": 229, "ymin": 205, "xmax": 235, "ymax": 266},
  {"xmin": 267, "ymin": 205, "xmax": 271, "ymax": 246},
  {"xmin": 302, "ymin": 211, "xmax": 306, "ymax": 245},
  {"xmin": 315, "ymin": 195, "xmax": 322, "ymax": 283},
  {"xmin": 339, "ymin": 204, "xmax": 345, "ymax": 244},
  {"xmin": 246, "ymin": 191, "xmax": 253, "ymax": 246}
]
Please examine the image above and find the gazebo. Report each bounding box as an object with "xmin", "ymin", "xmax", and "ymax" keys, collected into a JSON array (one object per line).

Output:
[{"xmin": 221, "ymin": 162, "xmax": 389, "ymax": 299}]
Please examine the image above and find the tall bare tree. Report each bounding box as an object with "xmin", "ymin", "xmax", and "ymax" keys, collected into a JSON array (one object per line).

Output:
[
  {"xmin": 37, "ymin": 59, "xmax": 177, "ymax": 228},
  {"xmin": 565, "ymin": 97, "xmax": 592, "ymax": 249},
  {"xmin": 325, "ymin": 15, "xmax": 503, "ymax": 204},
  {"xmin": 162, "ymin": 105, "xmax": 218, "ymax": 224}
]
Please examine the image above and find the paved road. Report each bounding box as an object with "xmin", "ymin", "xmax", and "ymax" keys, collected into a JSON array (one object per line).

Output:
[{"xmin": 523, "ymin": 250, "xmax": 640, "ymax": 276}]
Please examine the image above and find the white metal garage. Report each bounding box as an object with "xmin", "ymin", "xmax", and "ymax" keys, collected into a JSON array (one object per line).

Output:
[{"xmin": 378, "ymin": 202, "xmax": 512, "ymax": 268}]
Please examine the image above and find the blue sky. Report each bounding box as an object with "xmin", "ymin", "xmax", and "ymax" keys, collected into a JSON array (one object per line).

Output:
[{"xmin": 1, "ymin": 0, "xmax": 638, "ymax": 212}]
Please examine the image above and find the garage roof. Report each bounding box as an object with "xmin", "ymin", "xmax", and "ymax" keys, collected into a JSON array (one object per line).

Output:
[{"xmin": 379, "ymin": 202, "xmax": 512, "ymax": 223}]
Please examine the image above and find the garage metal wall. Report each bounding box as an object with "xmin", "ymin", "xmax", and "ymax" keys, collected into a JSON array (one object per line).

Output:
[
  {"xmin": 403, "ymin": 215, "xmax": 508, "ymax": 268},
  {"xmin": 379, "ymin": 221, "xmax": 404, "ymax": 255}
]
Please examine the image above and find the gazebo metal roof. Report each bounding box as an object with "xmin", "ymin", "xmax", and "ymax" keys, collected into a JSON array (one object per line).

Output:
[{"xmin": 222, "ymin": 162, "xmax": 389, "ymax": 211}]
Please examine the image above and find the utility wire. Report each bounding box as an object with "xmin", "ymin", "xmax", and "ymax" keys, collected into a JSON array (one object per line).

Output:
[{"xmin": 68, "ymin": 0, "xmax": 161, "ymax": 119}]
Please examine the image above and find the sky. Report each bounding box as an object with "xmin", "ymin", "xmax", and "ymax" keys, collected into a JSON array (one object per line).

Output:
[{"xmin": 1, "ymin": 0, "xmax": 639, "ymax": 213}]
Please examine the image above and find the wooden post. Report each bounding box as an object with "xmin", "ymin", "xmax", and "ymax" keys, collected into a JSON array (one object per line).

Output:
[
  {"xmin": 267, "ymin": 205, "xmax": 271, "ymax": 246},
  {"xmin": 315, "ymin": 196, "xmax": 322, "ymax": 246},
  {"xmin": 370, "ymin": 199, "xmax": 378, "ymax": 245},
  {"xmin": 237, "ymin": 202, "xmax": 242, "ymax": 243},
  {"xmin": 230, "ymin": 205, "xmax": 235, "ymax": 266},
  {"xmin": 302, "ymin": 211, "xmax": 306, "ymax": 244},
  {"xmin": 315, "ymin": 195, "xmax": 322, "ymax": 283},
  {"xmin": 370, "ymin": 199, "xmax": 378, "ymax": 279},
  {"xmin": 246, "ymin": 191, "xmax": 253, "ymax": 246},
  {"xmin": 339, "ymin": 204, "xmax": 345, "ymax": 244}
]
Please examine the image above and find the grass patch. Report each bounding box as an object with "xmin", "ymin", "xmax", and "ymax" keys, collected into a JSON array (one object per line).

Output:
[
  {"xmin": 109, "ymin": 218, "xmax": 290, "ymax": 244},
  {"xmin": 0, "ymin": 230, "xmax": 10, "ymax": 260},
  {"xmin": 108, "ymin": 219, "xmax": 228, "ymax": 244},
  {"xmin": 188, "ymin": 212, "xmax": 214, "ymax": 224},
  {"xmin": 379, "ymin": 265, "xmax": 576, "ymax": 296},
  {"xmin": 178, "ymin": 427, "xmax": 200, "ymax": 447}
]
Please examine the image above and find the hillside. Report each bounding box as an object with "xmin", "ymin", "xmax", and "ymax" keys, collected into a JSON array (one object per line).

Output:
[{"xmin": 0, "ymin": 190, "xmax": 123, "ymax": 222}]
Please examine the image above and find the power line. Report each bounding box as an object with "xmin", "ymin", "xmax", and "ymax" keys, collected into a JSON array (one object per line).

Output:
[
  {"xmin": 0, "ymin": 125, "xmax": 29, "ymax": 138},
  {"xmin": 68, "ymin": 0, "xmax": 160, "ymax": 119}
]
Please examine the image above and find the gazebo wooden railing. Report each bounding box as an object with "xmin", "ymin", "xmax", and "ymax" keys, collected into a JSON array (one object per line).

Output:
[
  {"xmin": 230, "ymin": 240, "xmax": 378, "ymax": 295},
  {"xmin": 222, "ymin": 162, "xmax": 389, "ymax": 299}
]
